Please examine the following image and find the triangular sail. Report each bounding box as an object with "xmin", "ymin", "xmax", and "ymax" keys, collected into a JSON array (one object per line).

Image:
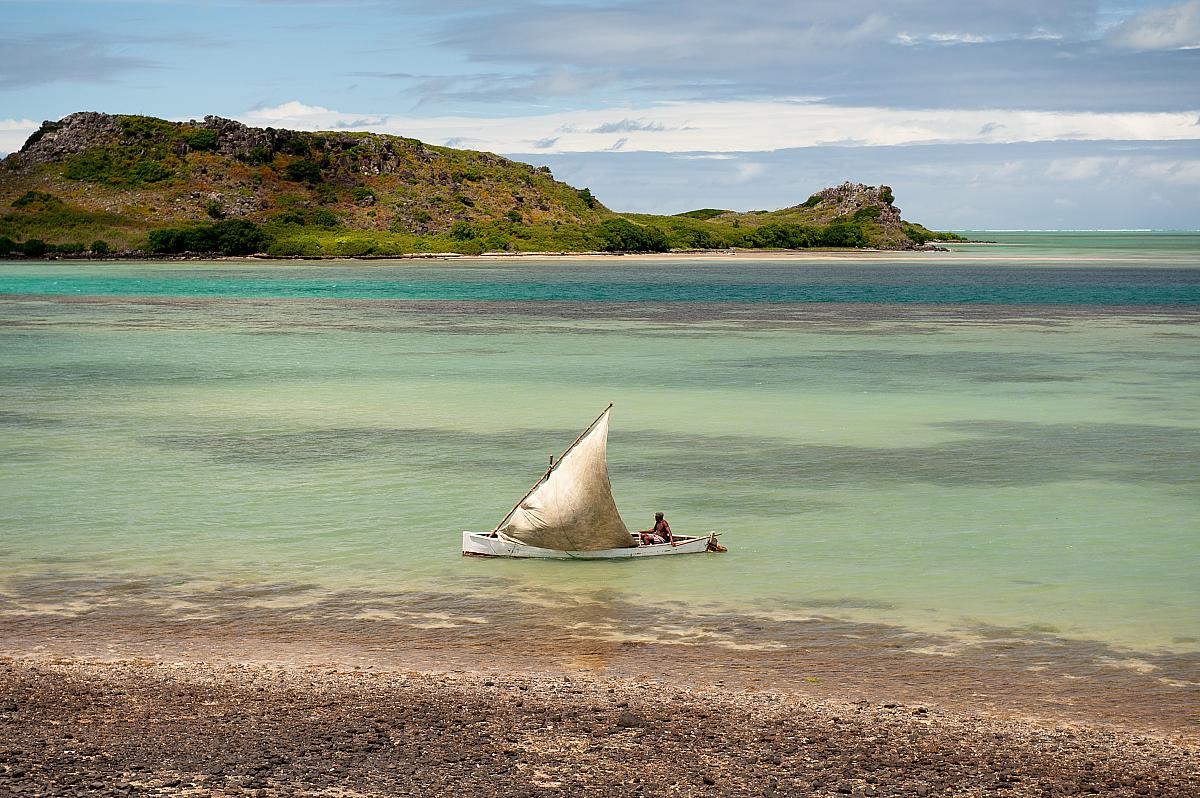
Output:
[{"xmin": 494, "ymin": 406, "xmax": 634, "ymax": 551}]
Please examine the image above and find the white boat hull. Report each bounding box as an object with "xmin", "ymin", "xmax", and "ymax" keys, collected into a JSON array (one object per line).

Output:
[{"xmin": 462, "ymin": 531, "xmax": 719, "ymax": 559}]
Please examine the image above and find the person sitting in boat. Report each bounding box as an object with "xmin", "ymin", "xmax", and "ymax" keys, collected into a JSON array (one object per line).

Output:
[{"xmin": 638, "ymin": 512, "xmax": 675, "ymax": 546}]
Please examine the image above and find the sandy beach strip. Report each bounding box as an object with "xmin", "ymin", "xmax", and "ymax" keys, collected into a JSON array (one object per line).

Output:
[
  {"xmin": 241, "ymin": 249, "xmax": 1194, "ymax": 264},
  {"xmin": 1, "ymin": 657, "xmax": 1196, "ymax": 798}
]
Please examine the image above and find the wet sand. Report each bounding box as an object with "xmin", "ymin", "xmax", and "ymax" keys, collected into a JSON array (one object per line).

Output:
[
  {"xmin": 1, "ymin": 656, "xmax": 1197, "ymax": 798},
  {"xmin": 3, "ymin": 576, "xmax": 1199, "ymax": 740}
]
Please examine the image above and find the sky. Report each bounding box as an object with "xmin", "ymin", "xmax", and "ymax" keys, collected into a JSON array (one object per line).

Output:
[{"xmin": 1, "ymin": 0, "xmax": 1198, "ymax": 229}]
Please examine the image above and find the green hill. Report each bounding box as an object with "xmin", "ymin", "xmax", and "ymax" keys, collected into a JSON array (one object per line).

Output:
[{"xmin": 0, "ymin": 112, "xmax": 958, "ymax": 257}]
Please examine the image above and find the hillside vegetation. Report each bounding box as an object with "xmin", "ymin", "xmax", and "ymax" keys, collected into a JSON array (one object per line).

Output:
[{"xmin": 0, "ymin": 112, "xmax": 959, "ymax": 257}]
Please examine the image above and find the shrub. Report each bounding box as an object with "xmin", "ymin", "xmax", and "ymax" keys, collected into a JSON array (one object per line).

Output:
[
  {"xmin": 91, "ymin": 239, "xmax": 111, "ymax": 254},
  {"xmin": 749, "ymin": 223, "xmax": 819, "ymax": 249},
  {"xmin": 449, "ymin": 221, "xmax": 477, "ymax": 240},
  {"xmin": 20, "ymin": 239, "xmax": 47, "ymax": 257},
  {"xmin": 238, "ymin": 145, "xmax": 273, "ymax": 165},
  {"xmin": 63, "ymin": 149, "xmax": 115, "ymax": 182},
  {"xmin": 598, "ymin": 218, "xmax": 669, "ymax": 252},
  {"xmin": 204, "ymin": 199, "xmax": 225, "ymax": 219},
  {"xmin": 578, "ymin": 188, "xmax": 597, "ymax": 209},
  {"xmin": 49, "ymin": 242, "xmax": 86, "ymax": 254},
  {"xmin": 674, "ymin": 208, "xmax": 727, "ymax": 220},
  {"xmin": 901, "ymin": 224, "xmax": 961, "ymax": 244},
  {"xmin": 209, "ymin": 220, "xmax": 269, "ymax": 255},
  {"xmin": 452, "ymin": 166, "xmax": 484, "ymax": 182},
  {"xmin": 148, "ymin": 220, "xmax": 269, "ymax": 255},
  {"xmin": 675, "ymin": 226, "xmax": 723, "ymax": 249},
  {"xmin": 880, "ymin": 188, "xmax": 895, "ymax": 205},
  {"xmin": 0, "ymin": 236, "xmax": 17, "ymax": 255},
  {"xmin": 505, "ymin": 210, "xmax": 522, "ymax": 223},
  {"xmin": 801, "ymin": 194, "xmax": 823, "ymax": 208},
  {"xmin": 185, "ymin": 129, "xmax": 218, "ymax": 152},
  {"xmin": 818, "ymin": 221, "xmax": 868, "ymax": 248},
  {"xmin": 452, "ymin": 239, "xmax": 486, "ymax": 256},
  {"xmin": 127, "ymin": 160, "xmax": 174, "ymax": 184},
  {"xmin": 119, "ymin": 115, "xmax": 179, "ymax": 141},
  {"xmin": 146, "ymin": 228, "xmax": 188, "ymax": 253},
  {"xmin": 852, "ymin": 205, "xmax": 881, "ymax": 221},
  {"xmin": 350, "ymin": 186, "xmax": 376, "ymax": 204},
  {"xmin": 273, "ymin": 210, "xmax": 307, "ymax": 226},
  {"xmin": 283, "ymin": 160, "xmax": 323, "ymax": 183},
  {"xmin": 332, "ymin": 238, "xmax": 379, "ymax": 257},
  {"xmin": 277, "ymin": 135, "xmax": 310, "ymax": 156},
  {"xmin": 12, "ymin": 191, "xmax": 60, "ymax": 209},
  {"xmin": 307, "ymin": 208, "xmax": 340, "ymax": 229},
  {"xmin": 64, "ymin": 147, "xmax": 174, "ymax": 187}
]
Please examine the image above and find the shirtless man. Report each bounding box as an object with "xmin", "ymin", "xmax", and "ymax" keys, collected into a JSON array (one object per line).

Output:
[{"xmin": 638, "ymin": 512, "xmax": 675, "ymax": 546}]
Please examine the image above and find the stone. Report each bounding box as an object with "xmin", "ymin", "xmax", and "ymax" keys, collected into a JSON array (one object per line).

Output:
[{"xmin": 615, "ymin": 712, "xmax": 647, "ymax": 728}]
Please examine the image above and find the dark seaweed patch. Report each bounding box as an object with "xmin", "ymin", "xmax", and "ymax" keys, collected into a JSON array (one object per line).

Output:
[
  {"xmin": 611, "ymin": 420, "xmax": 1200, "ymax": 488},
  {"xmin": 147, "ymin": 426, "xmax": 583, "ymax": 467},
  {"xmin": 148, "ymin": 419, "xmax": 1200, "ymax": 488},
  {"xmin": 710, "ymin": 349, "xmax": 1092, "ymax": 389},
  {"xmin": 0, "ymin": 410, "xmax": 64, "ymax": 428}
]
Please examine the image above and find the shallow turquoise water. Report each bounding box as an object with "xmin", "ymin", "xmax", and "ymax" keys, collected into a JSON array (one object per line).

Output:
[
  {"xmin": 1, "ymin": 256, "xmax": 1197, "ymax": 304},
  {"xmin": 1, "ymin": 233, "xmax": 1198, "ymax": 655}
]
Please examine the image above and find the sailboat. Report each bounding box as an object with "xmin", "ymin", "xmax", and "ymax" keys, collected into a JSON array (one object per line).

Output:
[{"xmin": 462, "ymin": 405, "xmax": 725, "ymax": 559}]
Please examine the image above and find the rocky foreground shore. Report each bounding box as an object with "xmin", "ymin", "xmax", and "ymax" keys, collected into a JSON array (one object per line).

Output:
[{"xmin": 0, "ymin": 658, "xmax": 1196, "ymax": 798}]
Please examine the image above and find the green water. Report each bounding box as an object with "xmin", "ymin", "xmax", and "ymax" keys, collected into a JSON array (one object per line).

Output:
[{"xmin": 1, "ymin": 233, "xmax": 1198, "ymax": 656}]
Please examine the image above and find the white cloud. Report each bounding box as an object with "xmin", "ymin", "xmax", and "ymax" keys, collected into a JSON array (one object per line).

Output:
[
  {"xmin": 238, "ymin": 100, "xmax": 1200, "ymax": 155},
  {"xmin": 1045, "ymin": 157, "xmax": 1113, "ymax": 181},
  {"xmin": 1132, "ymin": 159, "xmax": 1200, "ymax": 185},
  {"xmin": 672, "ymin": 153, "xmax": 738, "ymax": 160},
  {"xmin": 1034, "ymin": 155, "xmax": 1200, "ymax": 189},
  {"xmin": 1107, "ymin": 0, "xmax": 1200, "ymax": 50},
  {"xmin": 732, "ymin": 161, "xmax": 767, "ymax": 182},
  {"xmin": 0, "ymin": 118, "xmax": 38, "ymax": 156},
  {"xmin": 1019, "ymin": 155, "xmax": 1200, "ymax": 188},
  {"xmin": 895, "ymin": 31, "xmax": 989, "ymax": 45}
]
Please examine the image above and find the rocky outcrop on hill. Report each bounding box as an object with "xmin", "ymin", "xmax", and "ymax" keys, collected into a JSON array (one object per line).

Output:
[
  {"xmin": 706, "ymin": 180, "xmax": 936, "ymax": 249},
  {"xmin": 193, "ymin": 115, "xmax": 521, "ymax": 184},
  {"xmin": 17, "ymin": 112, "xmax": 123, "ymax": 161},
  {"xmin": 812, "ymin": 181, "xmax": 901, "ymax": 222},
  {"xmin": 14, "ymin": 113, "xmax": 539, "ymax": 186}
]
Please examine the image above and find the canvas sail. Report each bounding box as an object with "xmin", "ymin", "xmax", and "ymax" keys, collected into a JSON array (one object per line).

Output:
[{"xmin": 494, "ymin": 407, "xmax": 634, "ymax": 551}]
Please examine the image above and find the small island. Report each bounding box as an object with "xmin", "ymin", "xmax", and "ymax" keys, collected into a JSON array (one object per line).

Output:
[{"xmin": 0, "ymin": 112, "xmax": 960, "ymax": 259}]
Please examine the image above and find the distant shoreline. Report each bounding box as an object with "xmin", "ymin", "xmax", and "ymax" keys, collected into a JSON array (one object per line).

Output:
[
  {"xmin": 10, "ymin": 247, "xmax": 1200, "ymax": 266},
  {"xmin": 0, "ymin": 245, "xmax": 956, "ymax": 263}
]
